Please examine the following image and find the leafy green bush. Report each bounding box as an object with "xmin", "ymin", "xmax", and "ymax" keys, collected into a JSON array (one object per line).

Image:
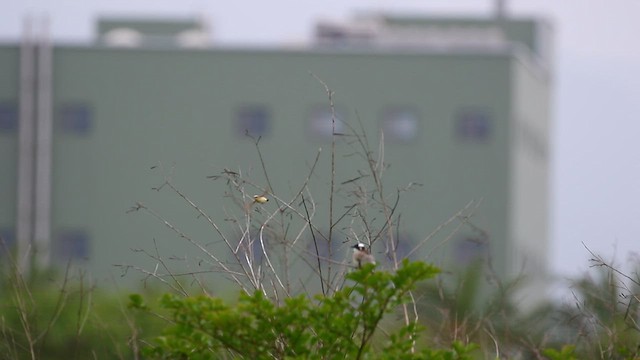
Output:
[
  {"xmin": 133, "ymin": 260, "xmax": 479, "ymax": 359},
  {"xmin": 543, "ymin": 345, "xmax": 578, "ymax": 360}
]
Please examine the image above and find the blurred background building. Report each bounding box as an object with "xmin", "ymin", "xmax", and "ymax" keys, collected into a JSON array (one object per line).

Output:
[{"xmin": 0, "ymin": 12, "xmax": 551, "ymax": 301}]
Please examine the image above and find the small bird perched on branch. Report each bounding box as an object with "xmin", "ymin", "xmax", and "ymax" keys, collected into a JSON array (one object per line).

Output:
[
  {"xmin": 352, "ymin": 243, "xmax": 375, "ymax": 268},
  {"xmin": 253, "ymin": 195, "xmax": 269, "ymax": 204},
  {"xmin": 243, "ymin": 193, "xmax": 269, "ymax": 213}
]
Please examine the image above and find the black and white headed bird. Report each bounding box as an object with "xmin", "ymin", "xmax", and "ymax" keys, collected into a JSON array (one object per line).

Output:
[{"xmin": 352, "ymin": 243, "xmax": 376, "ymax": 268}]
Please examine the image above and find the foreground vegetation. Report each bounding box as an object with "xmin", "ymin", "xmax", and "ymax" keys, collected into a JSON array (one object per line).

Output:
[
  {"xmin": 2, "ymin": 82, "xmax": 639, "ymax": 359},
  {"xmin": 1, "ymin": 251, "xmax": 639, "ymax": 359}
]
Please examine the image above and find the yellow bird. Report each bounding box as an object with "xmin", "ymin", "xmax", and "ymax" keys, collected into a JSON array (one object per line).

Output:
[{"xmin": 253, "ymin": 195, "xmax": 269, "ymax": 204}]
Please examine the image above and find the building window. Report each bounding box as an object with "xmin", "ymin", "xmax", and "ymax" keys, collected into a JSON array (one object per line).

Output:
[
  {"xmin": 453, "ymin": 236, "xmax": 488, "ymax": 265},
  {"xmin": 306, "ymin": 233, "xmax": 344, "ymax": 260},
  {"xmin": 380, "ymin": 233, "xmax": 416, "ymax": 262},
  {"xmin": 381, "ymin": 107, "xmax": 419, "ymax": 143},
  {"xmin": 235, "ymin": 105, "xmax": 270, "ymax": 137},
  {"xmin": 0, "ymin": 227, "xmax": 15, "ymax": 257},
  {"xmin": 0, "ymin": 102, "xmax": 18, "ymax": 132},
  {"xmin": 237, "ymin": 233, "xmax": 272, "ymax": 266},
  {"xmin": 307, "ymin": 106, "xmax": 345, "ymax": 140},
  {"xmin": 54, "ymin": 229, "xmax": 90, "ymax": 262},
  {"xmin": 59, "ymin": 103, "xmax": 92, "ymax": 135},
  {"xmin": 456, "ymin": 108, "xmax": 491, "ymax": 141}
]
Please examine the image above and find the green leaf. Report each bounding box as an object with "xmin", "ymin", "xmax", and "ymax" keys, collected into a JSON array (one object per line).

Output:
[{"xmin": 127, "ymin": 293, "xmax": 149, "ymax": 311}]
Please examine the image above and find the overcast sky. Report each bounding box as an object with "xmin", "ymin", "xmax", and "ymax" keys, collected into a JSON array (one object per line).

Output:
[{"xmin": 3, "ymin": 0, "xmax": 640, "ymax": 280}]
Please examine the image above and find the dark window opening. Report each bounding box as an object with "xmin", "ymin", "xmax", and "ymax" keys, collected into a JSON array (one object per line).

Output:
[
  {"xmin": 306, "ymin": 236, "xmax": 344, "ymax": 260},
  {"xmin": 0, "ymin": 102, "xmax": 18, "ymax": 132},
  {"xmin": 59, "ymin": 103, "xmax": 92, "ymax": 135},
  {"xmin": 456, "ymin": 108, "xmax": 491, "ymax": 141},
  {"xmin": 235, "ymin": 105, "xmax": 270, "ymax": 137},
  {"xmin": 54, "ymin": 229, "xmax": 90, "ymax": 262},
  {"xmin": 454, "ymin": 236, "xmax": 489, "ymax": 265},
  {"xmin": 0, "ymin": 227, "xmax": 16, "ymax": 258}
]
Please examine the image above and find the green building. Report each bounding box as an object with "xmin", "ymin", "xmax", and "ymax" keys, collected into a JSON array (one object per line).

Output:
[{"xmin": 0, "ymin": 14, "xmax": 551, "ymax": 302}]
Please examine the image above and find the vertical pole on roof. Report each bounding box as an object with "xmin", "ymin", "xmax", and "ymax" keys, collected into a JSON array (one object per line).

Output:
[
  {"xmin": 34, "ymin": 14, "xmax": 53, "ymax": 269},
  {"xmin": 17, "ymin": 15, "xmax": 36, "ymax": 274}
]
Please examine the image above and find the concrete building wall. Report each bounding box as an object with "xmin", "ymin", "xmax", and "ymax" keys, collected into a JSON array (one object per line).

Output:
[
  {"xmin": 0, "ymin": 23, "xmax": 550, "ymax": 292},
  {"xmin": 509, "ymin": 53, "xmax": 551, "ymax": 305},
  {"xmin": 41, "ymin": 47, "xmax": 518, "ymax": 282}
]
